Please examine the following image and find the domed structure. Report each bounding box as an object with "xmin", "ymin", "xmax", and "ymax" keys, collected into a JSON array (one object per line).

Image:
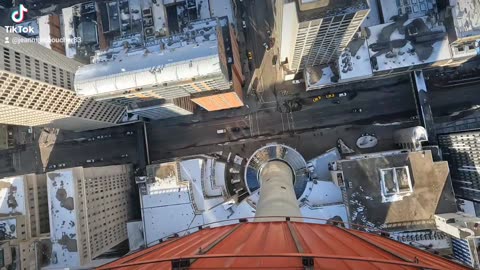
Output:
[{"xmin": 98, "ymin": 220, "xmax": 469, "ymax": 270}]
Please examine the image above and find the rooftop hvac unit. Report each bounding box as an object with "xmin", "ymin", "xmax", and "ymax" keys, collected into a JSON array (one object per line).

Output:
[
  {"xmin": 331, "ymin": 171, "xmax": 345, "ymax": 187},
  {"xmin": 135, "ymin": 176, "xmax": 147, "ymax": 184}
]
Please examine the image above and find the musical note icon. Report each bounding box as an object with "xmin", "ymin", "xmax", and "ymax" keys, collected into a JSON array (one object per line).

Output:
[{"xmin": 11, "ymin": 4, "xmax": 28, "ymax": 23}]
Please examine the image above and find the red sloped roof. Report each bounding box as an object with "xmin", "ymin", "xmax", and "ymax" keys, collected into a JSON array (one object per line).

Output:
[{"xmin": 98, "ymin": 222, "xmax": 471, "ymax": 270}]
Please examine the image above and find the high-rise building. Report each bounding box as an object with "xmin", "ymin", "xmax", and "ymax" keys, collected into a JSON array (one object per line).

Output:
[
  {"xmin": 18, "ymin": 15, "xmax": 66, "ymax": 55},
  {"xmin": 444, "ymin": 0, "xmax": 480, "ymax": 60},
  {"xmin": 279, "ymin": 0, "xmax": 369, "ymax": 73},
  {"xmin": 0, "ymin": 27, "xmax": 126, "ymax": 131},
  {"xmin": 438, "ymin": 131, "xmax": 480, "ymax": 203},
  {"xmin": 0, "ymin": 174, "xmax": 50, "ymax": 270},
  {"xmin": 74, "ymin": 17, "xmax": 244, "ymax": 119},
  {"xmin": 46, "ymin": 165, "xmax": 135, "ymax": 268}
]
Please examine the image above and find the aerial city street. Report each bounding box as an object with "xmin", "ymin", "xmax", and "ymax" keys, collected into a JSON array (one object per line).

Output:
[{"xmin": 0, "ymin": 0, "xmax": 480, "ymax": 269}]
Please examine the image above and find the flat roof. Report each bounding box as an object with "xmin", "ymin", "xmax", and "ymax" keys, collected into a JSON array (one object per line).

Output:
[
  {"xmin": 366, "ymin": 16, "xmax": 451, "ymax": 72},
  {"xmin": 46, "ymin": 169, "xmax": 81, "ymax": 267},
  {"xmin": 74, "ymin": 18, "xmax": 225, "ymax": 97},
  {"xmin": 450, "ymin": 0, "xmax": 480, "ymax": 39},
  {"xmin": 0, "ymin": 175, "xmax": 26, "ymax": 216},
  {"xmin": 340, "ymin": 150, "xmax": 457, "ymax": 231}
]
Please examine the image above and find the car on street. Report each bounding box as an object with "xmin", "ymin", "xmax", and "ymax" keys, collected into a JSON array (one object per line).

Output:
[
  {"xmin": 48, "ymin": 164, "xmax": 57, "ymax": 169},
  {"xmin": 313, "ymin": 96, "xmax": 322, "ymax": 103},
  {"xmin": 217, "ymin": 129, "xmax": 227, "ymax": 134},
  {"xmin": 231, "ymin": 127, "xmax": 241, "ymax": 132},
  {"xmin": 58, "ymin": 163, "xmax": 66, "ymax": 168},
  {"xmin": 338, "ymin": 92, "xmax": 347, "ymax": 97},
  {"xmin": 263, "ymin": 42, "xmax": 270, "ymax": 50},
  {"xmin": 292, "ymin": 79, "xmax": 303, "ymax": 84},
  {"xmin": 86, "ymin": 159, "xmax": 95, "ymax": 163},
  {"xmin": 126, "ymin": 131, "xmax": 134, "ymax": 135},
  {"xmin": 352, "ymin": 108, "xmax": 363, "ymax": 113},
  {"xmin": 247, "ymin": 51, "xmax": 253, "ymax": 60},
  {"xmin": 121, "ymin": 154, "xmax": 129, "ymax": 158},
  {"xmin": 242, "ymin": 20, "xmax": 247, "ymax": 29},
  {"xmin": 325, "ymin": 93, "xmax": 336, "ymax": 99}
]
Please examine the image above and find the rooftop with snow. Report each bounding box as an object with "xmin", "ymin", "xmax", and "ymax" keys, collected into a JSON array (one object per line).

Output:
[
  {"xmin": 139, "ymin": 147, "xmax": 349, "ymax": 249},
  {"xmin": 367, "ymin": 15, "xmax": 451, "ymax": 72},
  {"xmin": 380, "ymin": 0, "xmax": 438, "ymax": 23},
  {"xmin": 450, "ymin": 0, "xmax": 480, "ymax": 39},
  {"xmin": 337, "ymin": 150, "xmax": 457, "ymax": 232},
  {"xmin": 46, "ymin": 169, "xmax": 81, "ymax": 267},
  {"xmin": 74, "ymin": 17, "xmax": 229, "ymax": 98}
]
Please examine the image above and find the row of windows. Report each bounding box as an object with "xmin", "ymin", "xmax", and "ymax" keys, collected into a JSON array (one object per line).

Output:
[{"xmin": 2, "ymin": 47, "xmax": 73, "ymax": 89}]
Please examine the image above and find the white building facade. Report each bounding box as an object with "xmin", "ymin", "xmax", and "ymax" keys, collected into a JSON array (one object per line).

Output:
[{"xmin": 0, "ymin": 28, "xmax": 125, "ymax": 131}]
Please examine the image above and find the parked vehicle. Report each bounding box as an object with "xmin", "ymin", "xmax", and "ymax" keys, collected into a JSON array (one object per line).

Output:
[
  {"xmin": 242, "ymin": 20, "xmax": 247, "ymax": 29},
  {"xmin": 313, "ymin": 96, "xmax": 322, "ymax": 103},
  {"xmin": 126, "ymin": 131, "xmax": 134, "ymax": 135},
  {"xmin": 352, "ymin": 108, "xmax": 363, "ymax": 113},
  {"xmin": 217, "ymin": 129, "xmax": 227, "ymax": 134},
  {"xmin": 325, "ymin": 93, "xmax": 336, "ymax": 99},
  {"xmin": 263, "ymin": 42, "xmax": 270, "ymax": 50},
  {"xmin": 231, "ymin": 127, "xmax": 241, "ymax": 132},
  {"xmin": 121, "ymin": 154, "xmax": 129, "ymax": 158},
  {"xmin": 338, "ymin": 92, "xmax": 347, "ymax": 97},
  {"xmin": 247, "ymin": 51, "xmax": 253, "ymax": 60},
  {"xmin": 292, "ymin": 79, "xmax": 303, "ymax": 84}
]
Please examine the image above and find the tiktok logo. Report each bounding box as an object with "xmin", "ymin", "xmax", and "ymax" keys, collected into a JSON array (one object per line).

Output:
[{"xmin": 11, "ymin": 4, "xmax": 28, "ymax": 23}]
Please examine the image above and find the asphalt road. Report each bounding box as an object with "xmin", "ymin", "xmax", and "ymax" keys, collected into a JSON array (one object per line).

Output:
[
  {"xmin": 148, "ymin": 74, "xmax": 417, "ymax": 161},
  {"xmin": 427, "ymin": 78, "xmax": 480, "ymax": 118},
  {"xmin": 240, "ymin": 0, "xmax": 274, "ymax": 69},
  {"xmin": 0, "ymin": 123, "xmax": 146, "ymax": 178}
]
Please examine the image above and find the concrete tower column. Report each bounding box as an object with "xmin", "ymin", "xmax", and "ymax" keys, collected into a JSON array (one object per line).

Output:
[{"xmin": 255, "ymin": 160, "xmax": 302, "ymax": 221}]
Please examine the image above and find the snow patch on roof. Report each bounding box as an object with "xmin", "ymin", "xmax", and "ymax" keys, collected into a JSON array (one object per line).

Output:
[
  {"xmin": 366, "ymin": 16, "xmax": 451, "ymax": 72},
  {"xmin": 338, "ymin": 39, "xmax": 373, "ymax": 81},
  {"xmin": 46, "ymin": 170, "xmax": 80, "ymax": 267},
  {"xmin": 451, "ymin": 0, "xmax": 480, "ymax": 38},
  {"xmin": 62, "ymin": 7, "xmax": 78, "ymax": 59},
  {"xmin": 305, "ymin": 65, "xmax": 336, "ymax": 90},
  {"xmin": 0, "ymin": 176, "xmax": 26, "ymax": 215}
]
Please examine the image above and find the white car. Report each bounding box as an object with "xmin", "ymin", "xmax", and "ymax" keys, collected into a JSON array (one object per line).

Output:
[
  {"xmin": 217, "ymin": 129, "xmax": 226, "ymax": 134},
  {"xmin": 86, "ymin": 159, "xmax": 94, "ymax": 163},
  {"xmin": 263, "ymin": 42, "xmax": 269, "ymax": 50},
  {"xmin": 121, "ymin": 154, "xmax": 129, "ymax": 158},
  {"xmin": 292, "ymin": 79, "xmax": 303, "ymax": 84},
  {"xmin": 242, "ymin": 20, "xmax": 246, "ymax": 29},
  {"xmin": 338, "ymin": 92, "xmax": 347, "ymax": 97}
]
